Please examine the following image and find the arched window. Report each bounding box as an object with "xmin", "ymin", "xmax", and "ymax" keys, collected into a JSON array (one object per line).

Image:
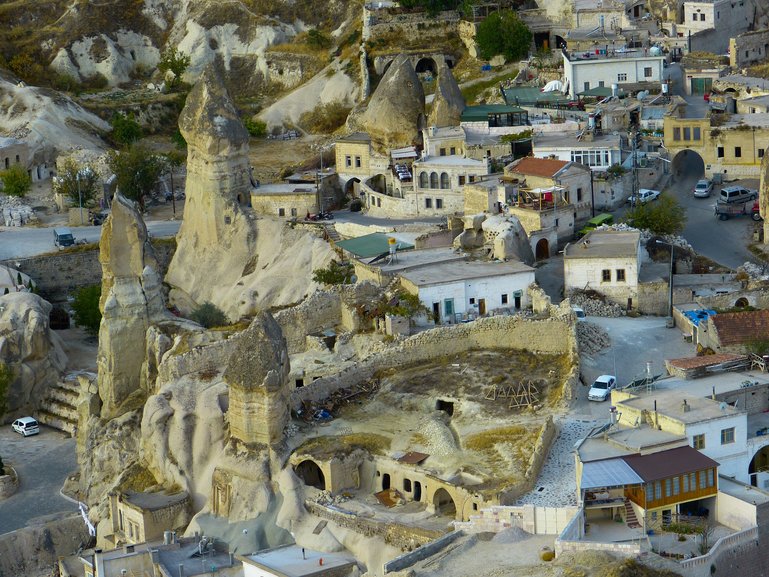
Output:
[
  {"xmin": 440, "ymin": 172, "xmax": 450, "ymax": 189},
  {"xmin": 419, "ymin": 172, "xmax": 429, "ymax": 188},
  {"xmin": 430, "ymin": 172, "xmax": 439, "ymax": 189}
]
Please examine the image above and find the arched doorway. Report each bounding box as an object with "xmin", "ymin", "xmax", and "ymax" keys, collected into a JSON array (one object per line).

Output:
[
  {"xmin": 554, "ymin": 35, "xmax": 566, "ymax": 50},
  {"xmin": 433, "ymin": 488, "xmax": 456, "ymax": 517},
  {"xmin": 671, "ymin": 149, "xmax": 705, "ymax": 181},
  {"xmin": 415, "ymin": 57, "xmax": 437, "ymax": 76},
  {"xmin": 414, "ymin": 481, "xmax": 422, "ymax": 502},
  {"xmin": 382, "ymin": 473, "xmax": 391, "ymax": 490},
  {"xmin": 749, "ymin": 445, "xmax": 769, "ymax": 486},
  {"xmin": 535, "ymin": 238, "xmax": 550, "ymax": 260},
  {"xmin": 735, "ymin": 297, "xmax": 749, "ymax": 308},
  {"xmin": 294, "ymin": 460, "xmax": 325, "ymax": 490},
  {"xmin": 344, "ymin": 177, "xmax": 361, "ymax": 197}
]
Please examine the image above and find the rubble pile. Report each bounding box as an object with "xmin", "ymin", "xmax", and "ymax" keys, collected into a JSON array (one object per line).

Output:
[
  {"xmin": 597, "ymin": 224, "xmax": 693, "ymax": 252},
  {"xmin": 741, "ymin": 261, "xmax": 769, "ymax": 281},
  {"xmin": 315, "ymin": 490, "xmax": 352, "ymax": 506},
  {"xmin": 0, "ymin": 195, "xmax": 36, "ymax": 226},
  {"xmin": 569, "ymin": 293, "xmax": 625, "ymax": 317},
  {"xmin": 576, "ymin": 322, "xmax": 611, "ymax": 356}
]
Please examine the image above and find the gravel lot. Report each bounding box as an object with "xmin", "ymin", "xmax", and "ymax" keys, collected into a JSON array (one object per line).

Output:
[{"xmin": 0, "ymin": 425, "xmax": 77, "ymax": 535}]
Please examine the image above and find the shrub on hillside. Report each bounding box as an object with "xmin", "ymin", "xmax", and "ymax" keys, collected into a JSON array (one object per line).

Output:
[
  {"xmin": 0, "ymin": 165, "xmax": 32, "ymax": 197},
  {"xmin": 72, "ymin": 285, "xmax": 102, "ymax": 336},
  {"xmin": 190, "ymin": 302, "xmax": 228, "ymax": 328},
  {"xmin": 299, "ymin": 102, "xmax": 351, "ymax": 134}
]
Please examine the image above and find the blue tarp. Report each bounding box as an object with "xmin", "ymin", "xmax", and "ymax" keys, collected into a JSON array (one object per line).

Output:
[{"xmin": 683, "ymin": 309, "xmax": 717, "ymax": 327}]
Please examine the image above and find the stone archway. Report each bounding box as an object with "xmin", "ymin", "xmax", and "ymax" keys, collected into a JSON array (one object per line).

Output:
[
  {"xmin": 735, "ymin": 297, "xmax": 749, "ymax": 308},
  {"xmin": 294, "ymin": 460, "xmax": 326, "ymax": 490},
  {"xmin": 415, "ymin": 57, "xmax": 437, "ymax": 76},
  {"xmin": 433, "ymin": 488, "xmax": 456, "ymax": 516},
  {"xmin": 344, "ymin": 177, "xmax": 361, "ymax": 197},
  {"xmin": 535, "ymin": 238, "xmax": 550, "ymax": 260},
  {"xmin": 671, "ymin": 149, "xmax": 705, "ymax": 180},
  {"xmin": 749, "ymin": 444, "xmax": 769, "ymax": 486}
]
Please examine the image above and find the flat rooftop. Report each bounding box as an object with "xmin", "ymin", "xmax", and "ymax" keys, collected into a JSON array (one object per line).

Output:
[
  {"xmin": 251, "ymin": 184, "xmax": 316, "ymax": 196},
  {"xmin": 533, "ymin": 131, "xmax": 621, "ymax": 150},
  {"xmin": 122, "ymin": 490, "xmax": 188, "ymax": 511},
  {"xmin": 579, "ymin": 425, "xmax": 686, "ymax": 462},
  {"xmin": 416, "ymin": 154, "xmax": 486, "ymax": 167},
  {"xmin": 564, "ymin": 49, "xmax": 664, "ymax": 64},
  {"xmin": 362, "ymin": 246, "xmax": 464, "ymax": 272},
  {"xmin": 646, "ymin": 369, "xmax": 769, "ymax": 399},
  {"xmin": 400, "ymin": 258, "xmax": 534, "ymax": 286},
  {"xmin": 718, "ymin": 476, "xmax": 769, "ymax": 505},
  {"xmin": 239, "ymin": 545, "xmax": 355, "ymax": 577},
  {"xmin": 722, "ymin": 113, "xmax": 769, "ymax": 129},
  {"xmin": 564, "ymin": 230, "xmax": 639, "ymax": 259}
]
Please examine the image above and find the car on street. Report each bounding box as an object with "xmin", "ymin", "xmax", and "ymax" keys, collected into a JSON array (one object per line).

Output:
[
  {"xmin": 53, "ymin": 227, "xmax": 75, "ymax": 249},
  {"xmin": 588, "ymin": 375, "xmax": 617, "ymax": 401},
  {"xmin": 693, "ymin": 179, "xmax": 713, "ymax": 198},
  {"xmin": 627, "ymin": 189, "xmax": 661, "ymax": 205},
  {"xmin": 571, "ymin": 305, "xmax": 587, "ymax": 320},
  {"xmin": 12, "ymin": 416, "xmax": 39, "ymax": 436},
  {"xmin": 719, "ymin": 185, "xmax": 757, "ymax": 204}
]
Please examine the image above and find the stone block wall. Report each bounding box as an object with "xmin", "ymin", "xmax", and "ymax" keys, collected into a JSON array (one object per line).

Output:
[
  {"xmin": 383, "ymin": 530, "xmax": 464, "ymax": 573},
  {"xmin": 274, "ymin": 290, "xmax": 343, "ymax": 354},
  {"xmin": 304, "ymin": 500, "xmax": 443, "ymax": 550},
  {"xmin": 291, "ymin": 315, "xmax": 579, "ymax": 408},
  {"xmin": 366, "ymin": 9, "xmax": 459, "ymax": 41},
  {"xmin": 156, "ymin": 339, "xmax": 233, "ymax": 384},
  {"xmin": 454, "ymin": 504, "xmax": 580, "ymax": 535},
  {"xmin": 6, "ymin": 241, "xmax": 175, "ymax": 302},
  {"xmin": 729, "ymin": 29, "xmax": 769, "ymax": 68},
  {"xmin": 0, "ymin": 467, "xmax": 19, "ymax": 500},
  {"xmin": 679, "ymin": 526, "xmax": 759, "ymax": 577}
]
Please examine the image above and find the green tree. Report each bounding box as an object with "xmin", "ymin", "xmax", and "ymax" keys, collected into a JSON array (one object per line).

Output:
[
  {"xmin": 623, "ymin": 195, "xmax": 687, "ymax": 235},
  {"xmin": 106, "ymin": 145, "xmax": 164, "ymax": 211},
  {"xmin": 476, "ymin": 10, "xmax": 532, "ymax": 62},
  {"xmin": 161, "ymin": 150, "xmax": 185, "ymax": 216},
  {"xmin": 158, "ymin": 47, "xmax": 191, "ymax": 91},
  {"xmin": 72, "ymin": 285, "xmax": 102, "ymax": 336},
  {"xmin": 190, "ymin": 302, "xmax": 228, "ymax": 328},
  {"xmin": 110, "ymin": 112, "xmax": 143, "ymax": 146},
  {"xmin": 243, "ymin": 117, "xmax": 268, "ymax": 138},
  {"xmin": 312, "ymin": 261, "xmax": 354, "ymax": 285},
  {"xmin": 0, "ymin": 164, "xmax": 32, "ymax": 197},
  {"xmin": 53, "ymin": 159, "xmax": 100, "ymax": 207}
]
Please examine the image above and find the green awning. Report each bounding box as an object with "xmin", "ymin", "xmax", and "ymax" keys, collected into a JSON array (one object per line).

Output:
[
  {"xmin": 578, "ymin": 86, "xmax": 624, "ymax": 98},
  {"xmin": 502, "ymin": 86, "xmax": 570, "ymax": 107},
  {"xmin": 335, "ymin": 233, "xmax": 414, "ymax": 259},
  {"xmin": 460, "ymin": 104, "xmax": 527, "ymax": 122}
]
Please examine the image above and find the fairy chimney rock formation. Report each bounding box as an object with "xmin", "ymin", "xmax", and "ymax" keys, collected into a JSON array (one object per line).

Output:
[
  {"xmin": 428, "ymin": 61, "xmax": 465, "ymax": 128},
  {"xmin": 97, "ymin": 193, "xmax": 166, "ymax": 418},
  {"xmin": 164, "ymin": 62, "xmax": 257, "ymax": 314},
  {"xmin": 224, "ymin": 312, "xmax": 290, "ymax": 446},
  {"xmin": 351, "ymin": 54, "xmax": 425, "ymax": 149}
]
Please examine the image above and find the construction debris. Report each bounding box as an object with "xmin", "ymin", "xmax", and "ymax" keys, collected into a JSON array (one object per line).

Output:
[{"xmin": 577, "ymin": 321, "xmax": 611, "ymax": 356}]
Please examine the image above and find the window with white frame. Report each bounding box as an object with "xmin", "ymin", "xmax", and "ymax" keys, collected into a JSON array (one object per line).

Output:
[
  {"xmin": 618, "ymin": 73, "xmax": 627, "ymax": 82},
  {"xmin": 570, "ymin": 149, "xmax": 611, "ymax": 168}
]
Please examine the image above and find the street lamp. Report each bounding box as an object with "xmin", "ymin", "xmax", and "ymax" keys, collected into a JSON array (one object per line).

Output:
[{"xmin": 655, "ymin": 239, "xmax": 674, "ymax": 322}]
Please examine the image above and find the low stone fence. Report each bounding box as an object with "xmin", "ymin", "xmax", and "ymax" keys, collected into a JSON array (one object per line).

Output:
[
  {"xmin": 678, "ymin": 526, "xmax": 758, "ymax": 577},
  {"xmin": 454, "ymin": 504, "xmax": 579, "ymax": 535},
  {"xmin": 304, "ymin": 501, "xmax": 443, "ymax": 550},
  {"xmin": 0, "ymin": 466, "xmax": 18, "ymax": 500},
  {"xmin": 383, "ymin": 530, "xmax": 464, "ymax": 573}
]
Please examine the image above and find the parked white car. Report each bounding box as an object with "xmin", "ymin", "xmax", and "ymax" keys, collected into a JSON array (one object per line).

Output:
[
  {"xmin": 12, "ymin": 416, "xmax": 39, "ymax": 436},
  {"xmin": 588, "ymin": 375, "xmax": 617, "ymax": 402},
  {"xmin": 571, "ymin": 306, "xmax": 586, "ymax": 321},
  {"xmin": 628, "ymin": 189, "xmax": 661, "ymax": 205}
]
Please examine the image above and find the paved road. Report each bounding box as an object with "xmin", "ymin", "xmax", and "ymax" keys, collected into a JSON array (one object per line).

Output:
[
  {"xmin": 0, "ymin": 221, "xmax": 181, "ymax": 261},
  {"xmin": 332, "ymin": 208, "xmax": 445, "ymax": 228},
  {"xmin": 0, "ymin": 426, "xmax": 78, "ymax": 535}
]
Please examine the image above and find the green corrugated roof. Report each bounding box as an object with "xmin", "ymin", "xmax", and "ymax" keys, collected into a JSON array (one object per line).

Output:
[
  {"xmin": 502, "ymin": 87, "xmax": 570, "ymax": 106},
  {"xmin": 578, "ymin": 86, "xmax": 614, "ymax": 97},
  {"xmin": 460, "ymin": 104, "xmax": 527, "ymax": 122},
  {"xmin": 335, "ymin": 233, "xmax": 414, "ymax": 259}
]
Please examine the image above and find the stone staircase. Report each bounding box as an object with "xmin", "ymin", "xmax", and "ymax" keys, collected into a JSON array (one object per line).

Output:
[
  {"xmin": 624, "ymin": 499, "xmax": 641, "ymax": 529},
  {"xmin": 36, "ymin": 373, "xmax": 87, "ymax": 436},
  {"xmin": 323, "ymin": 224, "xmax": 341, "ymax": 244}
]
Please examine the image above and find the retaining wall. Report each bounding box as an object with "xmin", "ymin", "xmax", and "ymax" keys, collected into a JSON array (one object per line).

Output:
[
  {"xmin": 383, "ymin": 530, "xmax": 464, "ymax": 573},
  {"xmin": 679, "ymin": 526, "xmax": 758, "ymax": 577},
  {"xmin": 454, "ymin": 504, "xmax": 579, "ymax": 535},
  {"xmin": 290, "ymin": 315, "xmax": 579, "ymax": 409},
  {"xmin": 5, "ymin": 240, "xmax": 175, "ymax": 302},
  {"xmin": 0, "ymin": 466, "xmax": 18, "ymax": 500}
]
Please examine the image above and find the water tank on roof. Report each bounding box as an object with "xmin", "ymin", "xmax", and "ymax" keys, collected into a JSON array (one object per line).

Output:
[{"xmin": 650, "ymin": 46, "xmax": 663, "ymax": 57}]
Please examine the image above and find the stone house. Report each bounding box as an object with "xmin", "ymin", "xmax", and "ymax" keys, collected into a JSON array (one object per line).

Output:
[
  {"xmin": 663, "ymin": 113, "xmax": 769, "ymax": 179},
  {"xmin": 102, "ymin": 490, "xmax": 191, "ymax": 548},
  {"xmin": 505, "ymin": 157, "xmax": 594, "ymax": 223},
  {"xmin": 335, "ymin": 132, "xmax": 376, "ymax": 197},
  {"xmin": 459, "ymin": 104, "xmax": 530, "ymax": 139},
  {"xmin": 533, "ymin": 132, "xmax": 623, "ymax": 173},
  {"xmin": 250, "ymin": 171, "xmax": 338, "ymax": 217},
  {"xmin": 564, "ymin": 230, "xmax": 641, "ymax": 309},
  {"xmin": 562, "ymin": 49, "xmax": 665, "ymax": 99},
  {"xmin": 398, "ymin": 259, "xmax": 535, "ymax": 324},
  {"xmin": 698, "ymin": 310, "xmax": 769, "ymax": 354}
]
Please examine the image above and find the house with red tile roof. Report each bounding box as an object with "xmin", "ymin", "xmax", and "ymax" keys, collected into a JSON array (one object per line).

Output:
[{"xmin": 699, "ymin": 310, "xmax": 769, "ymax": 354}]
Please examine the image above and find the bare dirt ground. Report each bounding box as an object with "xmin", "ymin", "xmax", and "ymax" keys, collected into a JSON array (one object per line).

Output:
[
  {"xmin": 248, "ymin": 135, "xmax": 328, "ymax": 183},
  {"xmin": 56, "ymin": 327, "xmax": 98, "ymax": 372}
]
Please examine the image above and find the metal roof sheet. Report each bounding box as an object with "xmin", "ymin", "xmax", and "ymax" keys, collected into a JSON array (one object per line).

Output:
[
  {"xmin": 581, "ymin": 458, "xmax": 643, "ymax": 489},
  {"xmin": 623, "ymin": 446, "xmax": 719, "ymax": 482},
  {"xmin": 335, "ymin": 233, "xmax": 414, "ymax": 259}
]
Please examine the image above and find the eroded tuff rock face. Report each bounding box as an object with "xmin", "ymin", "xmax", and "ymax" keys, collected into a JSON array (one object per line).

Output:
[
  {"xmin": 428, "ymin": 61, "xmax": 465, "ymax": 128},
  {"xmin": 454, "ymin": 213, "xmax": 535, "ymax": 264},
  {"xmin": 349, "ymin": 54, "xmax": 425, "ymax": 149},
  {"xmin": 225, "ymin": 312, "xmax": 290, "ymax": 446},
  {"xmin": 97, "ymin": 193, "xmax": 167, "ymax": 418},
  {"xmin": 0, "ymin": 292, "xmax": 67, "ymax": 415},
  {"xmin": 165, "ymin": 63, "xmax": 335, "ymax": 319}
]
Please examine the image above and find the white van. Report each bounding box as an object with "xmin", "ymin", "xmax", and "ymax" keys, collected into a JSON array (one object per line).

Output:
[
  {"xmin": 718, "ymin": 186, "xmax": 757, "ymax": 204},
  {"xmin": 12, "ymin": 417, "xmax": 39, "ymax": 437}
]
